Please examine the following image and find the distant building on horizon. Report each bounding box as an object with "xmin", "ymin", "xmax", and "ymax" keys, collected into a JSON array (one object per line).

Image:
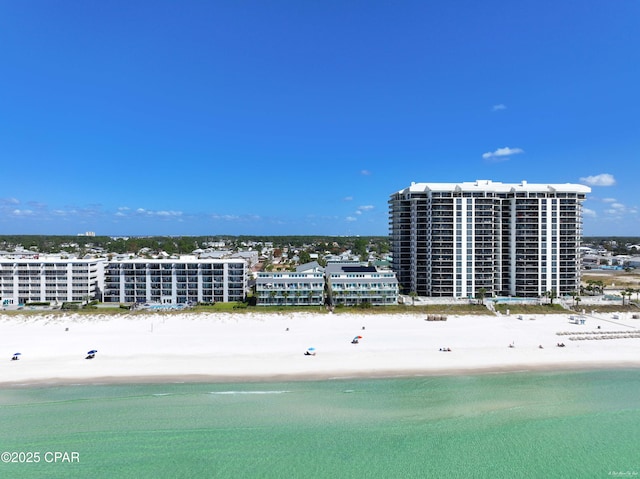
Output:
[{"xmin": 389, "ymin": 179, "xmax": 590, "ymax": 299}]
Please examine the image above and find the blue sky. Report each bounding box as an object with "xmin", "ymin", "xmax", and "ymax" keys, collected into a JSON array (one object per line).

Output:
[{"xmin": 1, "ymin": 1, "xmax": 638, "ymax": 237}]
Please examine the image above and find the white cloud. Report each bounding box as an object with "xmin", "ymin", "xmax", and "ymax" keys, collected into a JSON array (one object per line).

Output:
[
  {"xmin": 343, "ymin": 196, "xmax": 353, "ymax": 201},
  {"xmin": 155, "ymin": 210, "xmax": 183, "ymax": 217},
  {"xmin": 482, "ymin": 147, "xmax": 524, "ymax": 160},
  {"xmin": 209, "ymin": 214, "xmax": 262, "ymax": 222},
  {"xmin": 492, "ymin": 104, "xmax": 507, "ymax": 111},
  {"xmin": 210, "ymin": 214, "xmax": 240, "ymax": 221},
  {"xmin": 2, "ymin": 197, "xmax": 20, "ymax": 205},
  {"xmin": 579, "ymin": 173, "xmax": 616, "ymax": 186},
  {"xmin": 360, "ymin": 170, "xmax": 372, "ymax": 176},
  {"xmin": 602, "ymin": 198, "xmax": 617, "ymax": 203},
  {"xmin": 345, "ymin": 216, "xmax": 357, "ymax": 222},
  {"xmin": 582, "ymin": 208, "xmax": 597, "ymax": 218},
  {"xmin": 134, "ymin": 208, "xmax": 183, "ymax": 218},
  {"xmin": 12, "ymin": 209, "xmax": 34, "ymax": 216},
  {"xmin": 354, "ymin": 205, "xmax": 374, "ymax": 216},
  {"xmin": 27, "ymin": 201, "xmax": 47, "ymax": 209}
]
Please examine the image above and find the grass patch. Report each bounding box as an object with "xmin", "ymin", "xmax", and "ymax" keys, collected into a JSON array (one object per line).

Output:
[
  {"xmin": 1, "ymin": 303, "xmax": 495, "ymax": 316},
  {"xmin": 494, "ymin": 303, "xmax": 567, "ymax": 315},
  {"xmin": 573, "ymin": 304, "xmax": 640, "ymax": 314},
  {"xmin": 582, "ymin": 271, "xmax": 640, "ymax": 289},
  {"xmin": 331, "ymin": 304, "xmax": 494, "ymax": 315}
]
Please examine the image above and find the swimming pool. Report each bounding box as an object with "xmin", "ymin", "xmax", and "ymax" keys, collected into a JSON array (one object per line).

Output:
[
  {"xmin": 491, "ymin": 297, "xmax": 539, "ymax": 304},
  {"xmin": 141, "ymin": 303, "xmax": 188, "ymax": 311}
]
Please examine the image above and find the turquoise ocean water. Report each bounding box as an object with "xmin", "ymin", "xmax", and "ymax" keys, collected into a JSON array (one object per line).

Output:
[{"xmin": 1, "ymin": 369, "xmax": 639, "ymax": 478}]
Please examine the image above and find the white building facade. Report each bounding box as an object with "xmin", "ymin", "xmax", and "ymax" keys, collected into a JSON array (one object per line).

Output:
[
  {"xmin": 389, "ymin": 180, "xmax": 590, "ymax": 298},
  {"xmin": 325, "ymin": 263, "xmax": 399, "ymax": 306},
  {"xmin": 0, "ymin": 258, "xmax": 105, "ymax": 306},
  {"xmin": 255, "ymin": 262, "xmax": 326, "ymax": 306},
  {"xmin": 103, "ymin": 258, "xmax": 248, "ymax": 304}
]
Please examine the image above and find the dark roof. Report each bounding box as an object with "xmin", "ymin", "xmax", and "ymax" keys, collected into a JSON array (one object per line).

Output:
[{"xmin": 341, "ymin": 266, "xmax": 377, "ymax": 273}]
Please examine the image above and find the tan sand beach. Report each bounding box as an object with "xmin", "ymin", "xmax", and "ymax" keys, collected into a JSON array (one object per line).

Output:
[{"xmin": 2, "ymin": 311, "xmax": 639, "ymax": 386}]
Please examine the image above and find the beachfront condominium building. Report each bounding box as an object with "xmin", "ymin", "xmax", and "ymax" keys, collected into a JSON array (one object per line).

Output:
[
  {"xmin": 255, "ymin": 261, "xmax": 399, "ymax": 307},
  {"xmin": 103, "ymin": 258, "xmax": 248, "ymax": 305},
  {"xmin": 389, "ymin": 180, "xmax": 591, "ymax": 299},
  {"xmin": 325, "ymin": 262, "xmax": 399, "ymax": 306},
  {"xmin": 0, "ymin": 258, "xmax": 106, "ymax": 307},
  {"xmin": 255, "ymin": 262, "xmax": 326, "ymax": 306}
]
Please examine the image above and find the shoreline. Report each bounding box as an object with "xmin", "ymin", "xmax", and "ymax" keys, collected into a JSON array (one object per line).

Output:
[
  {"xmin": 2, "ymin": 311, "xmax": 640, "ymax": 388},
  {"xmin": 4, "ymin": 362, "xmax": 640, "ymax": 389}
]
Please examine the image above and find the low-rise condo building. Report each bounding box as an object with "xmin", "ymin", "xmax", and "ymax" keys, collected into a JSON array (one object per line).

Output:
[
  {"xmin": 103, "ymin": 258, "xmax": 248, "ymax": 304},
  {"xmin": 256, "ymin": 262, "xmax": 399, "ymax": 306},
  {"xmin": 0, "ymin": 258, "xmax": 105, "ymax": 307},
  {"xmin": 325, "ymin": 263, "xmax": 399, "ymax": 306},
  {"xmin": 255, "ymin": 262, "xmax": 325, "ymax": 306}
]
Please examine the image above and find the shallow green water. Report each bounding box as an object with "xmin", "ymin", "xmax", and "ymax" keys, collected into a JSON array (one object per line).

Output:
[{"xmin": 1, "ymin": 370, "xmax": 639, "ymax": 478}]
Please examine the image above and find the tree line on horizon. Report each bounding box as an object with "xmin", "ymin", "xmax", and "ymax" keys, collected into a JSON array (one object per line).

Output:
[
  {"xmin": 0, "ymin": 235, "xmax": 390, "ymax": 258},
  {"xmin": 1, "ymin": 234, "xmax": 637, "ymax": 258}
]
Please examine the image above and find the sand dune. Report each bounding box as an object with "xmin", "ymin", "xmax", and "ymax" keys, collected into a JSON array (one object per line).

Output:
[{"xmin": 2, "ymin": 311, "xmax": 639, "ymax": 386}]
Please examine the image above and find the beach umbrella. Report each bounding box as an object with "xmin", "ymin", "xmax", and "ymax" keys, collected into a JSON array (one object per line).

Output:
[
  {"xmin": 87, "ymin": 350, "xmax": 98, "ymax": 355},
  {"xmin": 13, "ymin": 352, "xmax": 21, "ymax": 356},
  {"xmin": 307, "ymin": 347, "xmax": 315, "ymax": 352}
]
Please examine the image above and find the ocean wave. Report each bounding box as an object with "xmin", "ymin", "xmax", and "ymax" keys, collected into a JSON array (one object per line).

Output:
[{"xmin": 209, "ymin": 390, "xmax": 290, "ymax": 395}]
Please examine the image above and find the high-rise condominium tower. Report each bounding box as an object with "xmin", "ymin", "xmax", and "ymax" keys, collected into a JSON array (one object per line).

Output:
[{"xmin": 389, "ymin": 180, "xmax": 590, "ymax": 299}]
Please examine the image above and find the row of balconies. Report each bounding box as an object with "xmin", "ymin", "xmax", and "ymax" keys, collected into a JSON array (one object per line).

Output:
[{"xmin": 114, "ymin": 264, "xmax": 230, "ymax": 271}]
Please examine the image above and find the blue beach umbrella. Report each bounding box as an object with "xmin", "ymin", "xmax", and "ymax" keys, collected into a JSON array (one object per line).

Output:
[
  {"xmin": 13, "ymin": 352, "xmax": 21, "ymax": 356},
  {"xmin": 87, "ymin": 350, "xmax": 98, "ymax": 355}
]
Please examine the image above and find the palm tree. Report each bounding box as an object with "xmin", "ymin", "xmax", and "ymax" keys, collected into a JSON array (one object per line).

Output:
[
  {"xmin": 571, "ymin": 290, "xmax": 581, "ymax": 309},
  {"xmin": 545, "ymin": 289, "xmax": 557, "ymax": 305},
  {"xmin": 409, "ymin": 291, "xmax": 417, "ymax": 306},
  {"xmin": 586, "ymin": 280, "xmax": 605, "ymax": 296},
  {"xmin": 622, "ymin": 288, "xmax": 634, "ymax": 306},
  {"xmin": 476, "ymin": 288, "xmax": 487, "ymax": 306}
]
